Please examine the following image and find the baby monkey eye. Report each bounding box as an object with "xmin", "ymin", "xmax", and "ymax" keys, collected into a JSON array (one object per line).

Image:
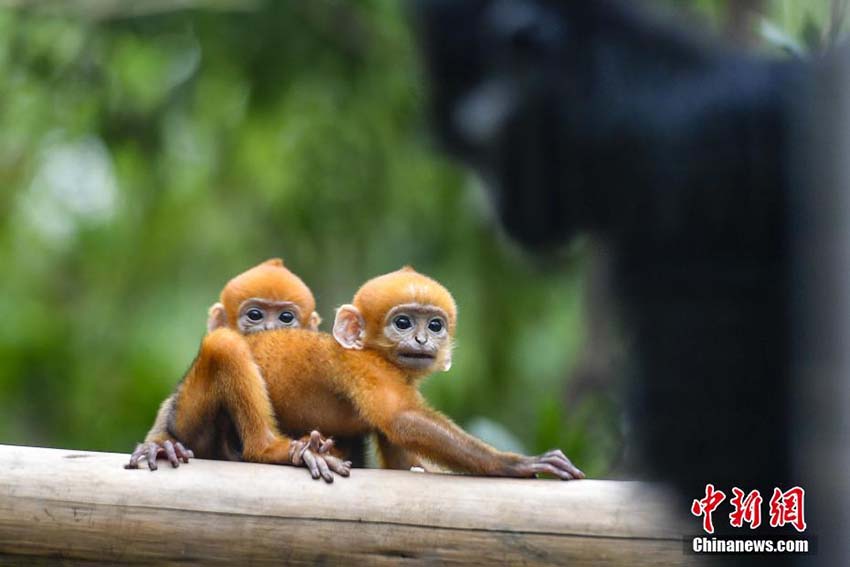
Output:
[
  {"xmin": 428, "ymin": 319, "xmax": 444, "ymax": 333},
  {"xmin": 393, "ymin": 315, "xmax": 413, "ymax": 330},
  {"xmin": 279, "ymin": 311, "xmax": 295, "ymax": 324},
  {"xmin": 246, "ymin": 308, "xmax": 264, "ymax": 322}
]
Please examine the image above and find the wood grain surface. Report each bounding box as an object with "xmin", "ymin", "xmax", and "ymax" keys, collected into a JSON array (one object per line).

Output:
[{"xmin": 0, "ymin": 444, "xmax": 695, "ymax": 565}]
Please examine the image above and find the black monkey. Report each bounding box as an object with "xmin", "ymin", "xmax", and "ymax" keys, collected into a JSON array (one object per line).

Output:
[{"xmin": 413, "ymin": 2, "xmax": 837, "ymax": 563}]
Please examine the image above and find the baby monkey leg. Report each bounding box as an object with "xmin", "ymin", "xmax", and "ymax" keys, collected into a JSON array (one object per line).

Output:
[{"xmin": 127, "ymin": 329, "xmax": 350, "ymax": 482}]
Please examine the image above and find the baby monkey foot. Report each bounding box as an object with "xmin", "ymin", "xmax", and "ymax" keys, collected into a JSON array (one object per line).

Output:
[
  {"xmin": 512, "ymin": 449, "xmax": 585, "ymax": 481},
  {"xmin": 125, "ymin": 440, "xmax": 194, "ymax": 471},
  {"xmin": 289, "ymin": 430, "xmax": 353, "ymax": 483}
]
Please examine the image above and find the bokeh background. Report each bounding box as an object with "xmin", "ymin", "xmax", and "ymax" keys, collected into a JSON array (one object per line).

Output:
[{"xmin": 0, "ymin": 0, "xmax": 842, "ymax": 478}]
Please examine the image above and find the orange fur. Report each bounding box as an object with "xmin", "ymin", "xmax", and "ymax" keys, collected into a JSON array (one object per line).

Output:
[
  {"xmin": 245, "ymin": 328, "xmax": 526, "ymax": 475},
  {"xmin": 172, "ymin": 328, "xmax": 292, "ymax": 463}
]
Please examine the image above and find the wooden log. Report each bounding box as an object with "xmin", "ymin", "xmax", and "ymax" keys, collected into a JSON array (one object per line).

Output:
[{"xmin": 0, "ymin": 444, "xmax": 693, "ymax": 565}]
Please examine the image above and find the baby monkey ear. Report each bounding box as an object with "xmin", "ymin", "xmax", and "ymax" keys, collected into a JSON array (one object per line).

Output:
[
  {"xmin": 207, "ymin": 302, "xmax": 228, "ymax": 333},
  {"xmin": 308, "ymin": 311, "xmax": 323, "ymax": 331},
  {"xmin": 333, "ymin": 304, "xmax": 366, "ymax": 350},
  {"xmin": 440, "ymin": 348, "xmax": 453, "ymax": 372}
]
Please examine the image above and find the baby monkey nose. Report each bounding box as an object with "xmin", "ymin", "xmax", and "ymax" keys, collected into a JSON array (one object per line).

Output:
[{"xmin": 415, "ymin": 335, "xmax": 427, "ymax": 345}]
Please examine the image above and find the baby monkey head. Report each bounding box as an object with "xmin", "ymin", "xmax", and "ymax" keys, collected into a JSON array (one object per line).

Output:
[
  {"xmin": 333, "ymin": 267, "xmax": 457, "ymax": 375},
  {"xmin": 208, "ymin": 258, "xmax": 321, "ymax": 334}
]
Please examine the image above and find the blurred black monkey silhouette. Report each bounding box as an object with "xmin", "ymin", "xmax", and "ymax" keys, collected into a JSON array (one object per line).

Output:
[{"xmin": 414, "ymin": 0, "xmax": 808, "ymax": 515}]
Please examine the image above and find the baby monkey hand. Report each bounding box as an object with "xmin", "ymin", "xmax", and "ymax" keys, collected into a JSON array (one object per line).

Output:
[
  {"xmin": 510, "ymin": 449, "xmax": 585, "ymax": 481},
  {"xmin": 125, "ymin": 440, "xmax": 194, "ymax": 471},
  {"xmin": 289, "ymin": 430, "xmax": 352, "ymax": 483}
]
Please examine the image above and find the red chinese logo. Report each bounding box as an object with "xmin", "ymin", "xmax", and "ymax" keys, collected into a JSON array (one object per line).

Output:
[
  {"xmin": 691, "ymin": 484, "xmax": 726, "ymax": 534},
  {"xmin": 729, "ymin": 487, "xmax": 763, "ymax": 529},
  {"xmin": 769, "ymin": 487, "xmax": 807, "ymax": 532},
  {"xmin": 692, "ymin": 484, "xmax": 807, "ymax": 533}
]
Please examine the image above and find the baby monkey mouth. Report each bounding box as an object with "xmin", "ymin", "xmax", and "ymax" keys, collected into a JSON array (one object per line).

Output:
[{"xmin": 397, "ymin": 351, "xmax": 436, "ymax": 360}]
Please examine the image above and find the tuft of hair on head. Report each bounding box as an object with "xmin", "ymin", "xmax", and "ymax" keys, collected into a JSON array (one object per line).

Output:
[{"xmin": 262, "ymin": 258, "xmax": 285, "ymax": 268}]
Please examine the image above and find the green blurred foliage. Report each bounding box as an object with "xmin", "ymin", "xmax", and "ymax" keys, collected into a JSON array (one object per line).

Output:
[
  {"xmin": 0, "ymin": 0, "xmax": 832, "ymax": 478},
  {"xmin": 658, "ymin": 0, "xmax": 849, "ymax": 54}
]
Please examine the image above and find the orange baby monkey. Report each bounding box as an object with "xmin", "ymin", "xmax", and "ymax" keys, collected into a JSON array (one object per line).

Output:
[
  {"xmin": 127, "ymin": 259, "xmax": 349, "ymax": 480},
  {"xmin": 232, "ymin": 267, "xmax": 584, "ymax": 479}
]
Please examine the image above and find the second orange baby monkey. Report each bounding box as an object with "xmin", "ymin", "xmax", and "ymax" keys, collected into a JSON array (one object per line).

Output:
[
  {"xmin": 242, "ymin": 267, "xmax": 583, "ymax": 479},
  {"xmin": 128, "ymin": 259, "xmax": 349, "ymax": 480}
]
